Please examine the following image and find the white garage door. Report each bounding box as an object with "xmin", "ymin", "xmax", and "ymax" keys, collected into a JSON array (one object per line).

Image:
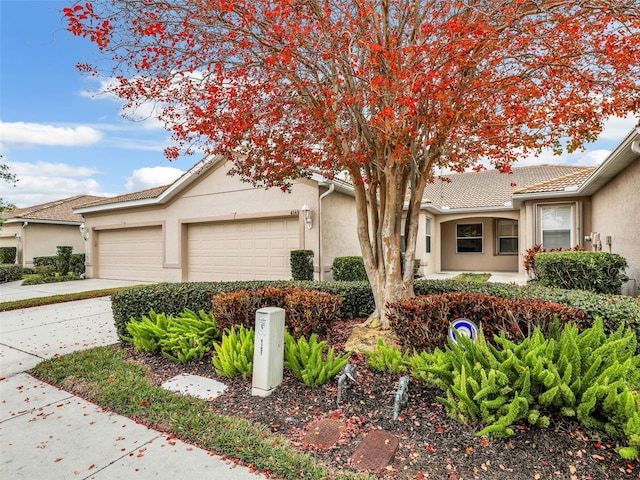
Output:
[
  {"xmin": 97, "ymin": 227, "xmax": 163, "ymax": 282},
  {"xmin": 187, "ymin": 218, "xmax": 299, "ymax": 281}
]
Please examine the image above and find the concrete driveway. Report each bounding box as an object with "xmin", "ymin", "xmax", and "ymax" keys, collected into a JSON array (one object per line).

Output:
[{"xmin": 0, "ymin": 279, "xmax": 265, "ymax": 480}]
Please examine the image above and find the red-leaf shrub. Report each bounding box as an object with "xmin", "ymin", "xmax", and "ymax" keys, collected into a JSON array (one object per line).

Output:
[
  {"xmin": 388, "ymin": 292, "xmax": 586, "ymax": 352},
  {"xmin": 212, "ymin": 287, "xmax": 341, "ymax": 337}
]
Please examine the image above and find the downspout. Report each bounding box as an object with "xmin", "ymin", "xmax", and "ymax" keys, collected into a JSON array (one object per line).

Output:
[{"xmin": 318, "ymin": 183, "xmax": 335, "ymax": 281}]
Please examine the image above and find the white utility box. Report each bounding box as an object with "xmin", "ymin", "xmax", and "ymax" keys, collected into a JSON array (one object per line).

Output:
[{"xmin": 251, "ymin": 307, "xmax": 285, "ymax": 397}]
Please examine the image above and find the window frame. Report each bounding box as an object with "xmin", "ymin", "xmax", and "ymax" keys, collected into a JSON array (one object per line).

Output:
[
  {"xmin": 456, "ymin": 222, "xmax": 483, "ymax": 254},
  {"xmin": 538, "ymin": 204, "xmax": 574, "ymax": 250},
  {"xmin": 425, "ymin": 217, "xmax": 432, "ymax": 254},
  {"xmin": 495, "ymin": 219, "xmax": 518, "ymax": 255}
]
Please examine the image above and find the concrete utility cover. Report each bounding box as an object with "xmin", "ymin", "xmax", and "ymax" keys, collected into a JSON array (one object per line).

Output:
[
  {"xmin": 302, "ymin": 419, "xmax": 345, "ymax": 449},
  {"xmin": 349, "ymin": 430, "xmax": 399, "ymax": 473},
  {"xmin": 161, "ymin": 374, "xmax": 228, "ymax": 401}
]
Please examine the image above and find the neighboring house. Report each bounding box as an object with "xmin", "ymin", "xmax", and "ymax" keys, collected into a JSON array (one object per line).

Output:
[
  {"xmin": 416, "ymin": 124, "xmax": 639, "ymax": 295},
  {"xmin": 0, "ymin": 195, "xmax": 103, "ymax": 268},
  {"xmin": 75, "ymin": 126, "xmax": 639, "ymax": 295},
  {"xmin": 74, "ymin": 156, "xmax": 361, "ymax": 282}
]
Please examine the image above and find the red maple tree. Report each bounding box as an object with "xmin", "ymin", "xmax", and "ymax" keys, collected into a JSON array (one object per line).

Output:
[{"xmin": 64, "ymin": 0, "xmax": 639, "ymax": 327}]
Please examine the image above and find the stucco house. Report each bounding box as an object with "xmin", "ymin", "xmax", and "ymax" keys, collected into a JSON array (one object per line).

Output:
[
  {"xmin": 74, "ymin": 156, "xmax": 361, "ymax": 282},
  {"xmin": 416, "ymin": 124, "xmax": 639, "ymax": 295},
  {"xmin": 0, "ymin": 195, "xmax": 103, "ymax": 267},
  {"xmin": 75, "ymin": 126, "xmax": 639, "ymax": 294}
]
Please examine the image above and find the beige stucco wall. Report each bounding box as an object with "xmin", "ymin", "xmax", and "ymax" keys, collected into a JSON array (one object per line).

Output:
[
  {"xmin": 83, "ymin": 160, "xmax": 358, "ymax": 282},
  {"xmin": 520, "ymin": 197, "xmax": 592, "ymax": 278},
  {"xmin": 3, "ymin": 223, "xmax": 85, "ymax": 268},
  {"xmin": 591, "ymin": 158, "xmax": 640, "ymax": 295},
  {"xmin": 318, "ymin": 187, "xmax": 361, "ymax": 280},
  {"xmin": 438, "ymin": 213, "xmax": 520, "ymax": 272}
]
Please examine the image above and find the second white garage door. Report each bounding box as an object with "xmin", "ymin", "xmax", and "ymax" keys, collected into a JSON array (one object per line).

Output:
[
  {"xmin": 187, "ymin": 218, "xmax": 299, "ymax": 281},
  {"xmin": 97, "ymin": 227, "xmax": 164, "ymax": 282}
]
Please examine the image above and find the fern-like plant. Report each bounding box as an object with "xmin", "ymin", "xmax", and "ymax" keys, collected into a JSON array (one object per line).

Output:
[
  {"xmin": 121, "ymin": 309, "xmax": 171, "ymax": 354},
  {"xmin": 212, "ymin": 326, "xmax": 255, "ymax": 378},
  {"xmin": 363, "ymin": 338, "xmax": 409, "ymax": 374},
  {"xmin": 284, "ymin": 332, "xmax": 350, "ymax": 388},
  {"xmin": 122, "ymin": 309, "xmax": 219, "ymax": 362}
]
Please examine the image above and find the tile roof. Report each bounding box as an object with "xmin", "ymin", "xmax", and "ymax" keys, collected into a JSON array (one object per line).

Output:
[
  {"xmin": 77, "ymin": 185, "xmax": 171, "ymax": 208},
  {"xmin": 3, "ymin": 195, "xmax": 105, "ymax": 223},
  {"xmin": 513, "ymin": 168, "xmax": 596, "ymax": 194},
  {"xmin": 422, "ymin": 165, "xmax": 593, "ymax": 209}
]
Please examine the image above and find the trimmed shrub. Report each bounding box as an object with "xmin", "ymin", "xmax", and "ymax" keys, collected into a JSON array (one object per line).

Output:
[
  {"xmin": 0, "ymin": 264, "xmax": 23, "ymax": 283},
  {"xmin": 70, "ymin": 253, "xmax": 85, "ymax": 275},
  {"xmin": 331, "ymin": 256, "xmax": 368, "ymax": 281},
  {"xmin": 290, "ymin": 250, "xmax": 314, "ymax": 281},
  {"xmin": 33, "ymin": 255, "xmax": 57, "ymax": 269},
  {"xmin": 56, "ymin": 246, "xmax": 74, "ymax": 276},
  {"xmin": 536, "ymin": 250, "xmax": 628, "ymax": 295},
  {"xmin": 415, "ymin": 279, "xmax": 640, "ymax": 341},
  {"xmin": 523, "ymin": 244, "xmax": 583, "ymax": 281},
  {"xmin": 212, "ymin": 287, "xmax": 341, "ymax": 338},
  {"xmin": 111, "ymin": 280, "xmax": 373, "ymax": 336},
  {"xmin": 389, "ymin": 291, "xmax": 585, "ymax": 352},
  {"xmin": 0, "ymin": 247, "xmax": 16, "ymax": 264}
]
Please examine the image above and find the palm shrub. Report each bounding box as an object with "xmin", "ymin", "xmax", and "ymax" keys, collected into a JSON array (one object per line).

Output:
[
  {"xmin": 284, "ymin": 332, "xmax": 351, "ymax": 388},
  {"xmin": 410, "ymin": 318, "xmax": 640, "ymax": 458},
  {"xmin": 212, "ymin": 326, "xmax": 255, "ymax": 378}
]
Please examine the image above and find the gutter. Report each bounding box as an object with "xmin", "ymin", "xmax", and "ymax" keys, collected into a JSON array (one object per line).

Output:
[{"xmin": 317, "ymin": 183, "xmax": 335, "ymax": 281}]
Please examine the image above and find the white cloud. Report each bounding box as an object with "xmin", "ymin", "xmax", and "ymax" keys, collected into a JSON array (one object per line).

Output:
[
  {"xmin": 0, "ymin": 121, "xmax": 102, "ymax": 146},
  {"xmin": 124, "ymin": 166, "xmax": 184, "ymax": 191},
  {"xmin": 597, "ymin": 113, "xmax": 638, "ymax": 140},
  {"xmin": 7, "ymin": 161, "xmax": 101, "ymax": 178},
  {"xmin": 1, "ymin": 161, "xmax": 111, "ymax": 208}
]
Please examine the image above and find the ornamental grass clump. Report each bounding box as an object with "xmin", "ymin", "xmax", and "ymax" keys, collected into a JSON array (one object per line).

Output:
[
  {"xmin": 284, "ymin": 332, "xmax": 351, "ymax": 388},
  {"xmin": 410, "ymin": 318, "xmax": 640, "ymax": 459}
]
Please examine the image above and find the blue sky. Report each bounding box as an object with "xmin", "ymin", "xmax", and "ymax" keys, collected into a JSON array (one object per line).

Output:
[{"xmin": 0, "ymin": 0, "xmax": 637, "ymax": 209}]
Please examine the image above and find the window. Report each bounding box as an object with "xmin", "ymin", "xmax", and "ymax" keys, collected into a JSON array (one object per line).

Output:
[
  {"xmin": 540, "ymin": 205, "xmax": 572, "ymax": 249},
  {"xmin": 400, "ymin": 217, "xmax": 406, "ymax": 253},
  {"xmin": 457, "ymin": 223, "xmax": 483, "ymax": 253},
  {"xmin": 425, "ymin": 218, "xmax": 432, "ymax": 253},
  {"xmin": 496, "ymin": 219, "xmax": 518, "ymax": 255}
]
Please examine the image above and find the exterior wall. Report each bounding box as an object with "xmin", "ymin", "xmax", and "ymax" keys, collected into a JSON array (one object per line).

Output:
[
  {"xmin": 0, "ymin": 222, "xmax": 84, "ymax": 268},
  {"xmin": 416, "ymin": 213, "xmax": 437, "ymax": 275},
  {"xmin": 520, "ymin": 197, "xmax": 592, "ymax": 277},
  {"xmin": 319, "ymin": 188, "xmax": 360, "ymax": 280},
  {"xmin": 82, "ymin": 160, "xmax": 347, "ymax": 282},
  {"xmin": 591, "ymin": 157, "xmax": 640, "ymax": 295},
  {"xmin": 438, "ymin": 212, "xmax": 520, "ymax": 272}
]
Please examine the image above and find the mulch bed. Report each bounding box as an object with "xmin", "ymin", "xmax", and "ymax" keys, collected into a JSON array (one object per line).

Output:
[{"xmin": 123, "ymin": 318, "xmax": 640, "ymax": 479}]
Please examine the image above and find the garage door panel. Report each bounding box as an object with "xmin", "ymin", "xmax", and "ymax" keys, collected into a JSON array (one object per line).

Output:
[
  {"xmin": 187, "ymin": 218, "xmax": 298, "ymax": 281},
  {"xmin": 98, "ymin": 227, "xmax": 163, "ymax": 282}
]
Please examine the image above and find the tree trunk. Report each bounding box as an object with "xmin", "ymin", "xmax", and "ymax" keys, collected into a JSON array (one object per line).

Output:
[{"xmin": 351, "ymin": 157, "xmax": 429, "ymax": 330}]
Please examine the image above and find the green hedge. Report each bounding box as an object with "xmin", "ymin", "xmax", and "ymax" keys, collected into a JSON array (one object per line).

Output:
[
  {"xmin": 0, "ymin": 247, "xmax": 17, "ymax": 264},
  {"xmin": 33, "ymin": 253, "xmax": 85, "ymax": 275},
  {"xmin": 0, "ymin": 264, "xmax": 23, "ymax": 283},
  {"xmin": 415, "ymin": 279, "xmax": 640, "ymax": 342},
  {"xmin": 112, "ymin": 281, "xmax": 375, "ymax": 336},
  {"xmin": 536, "ymin": 251, "xmax": 628, "ymax": 295},
  {"xmin": 331, "ymin": 256, "xmax": 368, "ymax": 281},
  {"xmin": 111, "ymin": 279, "xmax": 640, "ymax": 340},
  {"xmin": 290, "ymin": 250, "xmax": 314, "ymax": 281}
]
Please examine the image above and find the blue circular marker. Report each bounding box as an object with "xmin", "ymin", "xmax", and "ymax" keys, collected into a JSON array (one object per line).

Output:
[{"xmin": 448, "ymin": 318, "xmax": 479, "ymax": 344}]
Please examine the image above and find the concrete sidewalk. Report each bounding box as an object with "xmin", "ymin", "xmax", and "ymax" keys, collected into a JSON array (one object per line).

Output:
[{"xmin": 0, "ymin": 280, "xmax": 266, "ymax": 480}]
